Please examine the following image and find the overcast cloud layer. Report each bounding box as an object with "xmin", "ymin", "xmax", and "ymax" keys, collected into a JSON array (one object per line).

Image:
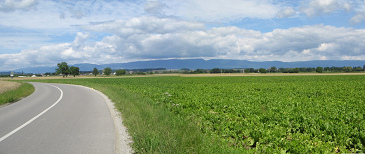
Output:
[{"xmin": 1, "ymin": 0, "xmax": 365, "ymax": 71}]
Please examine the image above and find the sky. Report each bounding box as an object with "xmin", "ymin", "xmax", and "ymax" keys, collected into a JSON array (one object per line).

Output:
[{"xmin": 1, "ymin": 0, "xmax": 365, "ymax": 71}]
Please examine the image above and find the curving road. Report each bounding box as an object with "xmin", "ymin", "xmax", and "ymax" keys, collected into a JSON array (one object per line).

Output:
[{"xmin": 0, "ymin": 82, "xmax": 124, "ymax": 153}]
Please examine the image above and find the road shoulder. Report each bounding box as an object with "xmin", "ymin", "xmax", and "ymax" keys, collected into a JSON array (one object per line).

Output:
[{"xmin": 71, "ymin": 84, "xmax": 133, "ymax": 154}]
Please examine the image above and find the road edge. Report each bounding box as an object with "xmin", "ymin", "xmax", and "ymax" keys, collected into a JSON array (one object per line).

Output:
[{"xmin": 72, "ymin": 85, "xmax": 133, "ymax": 154}]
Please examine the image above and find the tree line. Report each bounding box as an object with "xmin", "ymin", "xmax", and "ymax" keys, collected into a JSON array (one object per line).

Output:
[
  {"xmin": 182, "ymin": 65, "xmax": 365, "ymax": 74},
  {"xmin": 239, "ymin": 66, "xmax": 365, "ymax": 74},
  {"xmin": 56, "ymin": 62, "xmax": 128, "ymax": 77},
  {"xmin": 54, "ymin": 62, "xmax": 365, "ymax": 77},
  {"xmin": 4, "ymin": 63, "xmax": 365, "ymax": 77}
]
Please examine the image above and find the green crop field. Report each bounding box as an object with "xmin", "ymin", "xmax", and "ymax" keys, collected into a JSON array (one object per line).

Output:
[{"xmin": 32, "ymin": 75, "xmax": 365, "ymax": 153}]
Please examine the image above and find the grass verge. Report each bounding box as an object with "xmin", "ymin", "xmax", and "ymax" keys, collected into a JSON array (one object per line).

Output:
[
  {"xmin": 25, "ymin": 79, "xmax": 242, "ymax": 153},
  {"xmin": 96, "ymin": 84, "xmax": 242, "ymax": 153},
  {"xmin": 0, "ymin": 82, "xmax": 35, "ymax": 106}
]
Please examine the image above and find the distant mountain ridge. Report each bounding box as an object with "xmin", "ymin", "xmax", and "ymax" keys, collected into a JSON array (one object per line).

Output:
[{"xmin": 9, "ymin": 59, "xmax": 365, "ymax": 74}]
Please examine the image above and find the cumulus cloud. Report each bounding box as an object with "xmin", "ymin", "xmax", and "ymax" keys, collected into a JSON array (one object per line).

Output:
[
  {"xmin": 300, "ymin": 0, "xmax": 340, "ymax": 17},
  {"xmin": 0, "ymin": 0, "xmax": 38, "ymax": 11},
  {"xmin": 343, "ymin": 2, "xmax": 352, "ymax": 12},
  {"xmin": 2, "ymin": 1, "xmax": 365, "ymax": 71},
  {"xmin": 2, "ymin": 16, "xmax": 365, "ymax": 71},
  {"xmin": 299, "ymin": 0, "xmax": 355, "ymax": 17},
  {"xmin": 0, "ymin": 32, "xmax": 104, "ymax": 70},
  {"xmin": 145, "ymin": 0, "xmax": 168, "ymax": 16},
  {"xmin": 350, "ymin": 11, "xmax": 365, "ymax": 24},
  {"xmin": 276, "ymin": 7, "xmax": 296, "ymax": 18},
  {"xmin": 61, "ymin": 24, "xmax": 365, "ymax": 61}
]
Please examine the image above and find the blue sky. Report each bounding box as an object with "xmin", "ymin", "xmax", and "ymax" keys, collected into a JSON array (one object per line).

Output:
[{"xmin": 1, "ymin": 0, "xmax": 365, "ymax": 71}]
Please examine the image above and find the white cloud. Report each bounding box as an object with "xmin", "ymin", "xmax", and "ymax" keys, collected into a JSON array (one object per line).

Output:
[
  {"xmin": 298, "ymin": 0, "xmax": 358, "ymax": 17},
  {"xmin": 301, "ymin": 0, "xmax": 340, "ymax": 17},
  {"xmin": 0, "ymin": 0, "xmax": 145, "ymax": 30},
  {"xmin": 68, "ymin": 7, "xmax": 84, "ymax": 19},
  {"xmin": 82, "ymin": 16, "xmax": 206, "ymax": 37},
  {"xmin": 276, "ymin": 7, "xmax": 296, "ymax": 18},
  {"xmin": 0, "ymin": 33, "xmax": 51, "ymax": 54},
  {"xmin": 145, "ymin": 1, "xmax": 167, "ymax": 16},
  {"xmin": 73, "ymin": 32, "xmax": 91, "ymax": 48},
  {"xmin": 2, "ymin": 1, "xmax": 365, "ymax": 71},
  {"xmin": 343, "ymin": 2, "xmax": 352, "ymax": 11},
  {"xmin": 98, "ymin": 23, "xmax": 365, "ymax": 61},
  {"xmin": 2, "ymin": 17, "xmax": 365, "ymax": 71},
  {"xmin": 350, "ymin": 11, "xmax": 365, "ymax": 24},
  {"xmin": 0, "ymin": 0, "xmax": 38, "ymax": 11},
  {"xmin": 162, "ymin": 0, "xmax": 280, "ymax": 22},
  {"xmin": 0, "ymin": 0, "xmax": 147, "ymax": 55}
]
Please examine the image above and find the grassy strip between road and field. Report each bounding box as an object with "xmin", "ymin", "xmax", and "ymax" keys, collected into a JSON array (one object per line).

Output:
[
  {"xmin": 0, "ymin": 81, "xmax": 35, "ymax": 106},
  {"xmin": 97, "ymin": 83, "xmax": 237, "ymax": 153},
  {"xmin": 25, "ymin": 79, "xmax": 241, "ymax": 154}
]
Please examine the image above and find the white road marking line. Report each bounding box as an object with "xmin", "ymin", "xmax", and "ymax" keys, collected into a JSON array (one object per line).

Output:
[{"xmin": 0, "ymin": 84, "xmax": 63, "ymax": 143}]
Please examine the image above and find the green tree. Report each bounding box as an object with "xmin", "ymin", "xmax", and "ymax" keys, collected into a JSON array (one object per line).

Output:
[
  {"xmin": 194, "ymin": 69, "xmax": 205, "ymax": 73},
  {"xmin": 104, "ymin": 67, "xmax": 112, "ymax": 76},
  {"xmin": 259, "ymin": 68, "xmax": 267, "ymax": 74},
  {"xmin": 70, "ymin": 66, "xmax": 80, "ymax": 77},
  {"xmin": 353, "ymin": 66, "xmax": 363, "ymax": 72},
  {"xmin": 343, "ymin": 66, "xmax": 353, "ymax": 73},
  {"xmin": 56, "ymin": 62, "xmax": 70, "ymax": 77},
  {"xmin": 278, "ymin": 68, "xmax": 285, "ymax": 73},
  {"xmin": 324, "ymin": 67, "xmax": 330, "ymax": 72},
  {"xmin": 269, "ymin": 66, "xmax": 277, "ymax": 73},
  {"xmin": 316, "ymin": 67, "xmax": 323, "ymax": 73},
  {"xmin": 92, "ymin": 68, "xmax": 99, "ymax": 77},
  {"xmin": 293, "ymin": 68, "xmax": 299, "ymax": 73},
  {"xmin": 210, "ymin": 68, "xmax": 221, "ymax": 73},
  {"xmin": 116, "ymin": 69, "xmax": 126, "ymax": 76},
  {"xmin": 249, "ymin": 68, "xmax": 255, "ymax": 73}
]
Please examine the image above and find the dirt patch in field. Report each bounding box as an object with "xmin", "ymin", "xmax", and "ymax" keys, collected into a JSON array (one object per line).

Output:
[{"xmin": 0, "ymin": 80, "xmax": 21, "ymax": 94}]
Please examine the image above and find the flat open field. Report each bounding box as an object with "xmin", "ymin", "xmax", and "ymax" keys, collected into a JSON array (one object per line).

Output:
[
  {"xmin": 9, "ymin": 72, "xmax": 365, "ymax": 80},
  {"xmin": 0, "ymin": 81, "xmax": 34, "ymax": 106},
  {"xmin": 0, "ymin": 80, "xmax": 21, "ymax": 94},
  {"xmin": 30, "ymin": 74, "xmax": 365, "ymax": 153}
]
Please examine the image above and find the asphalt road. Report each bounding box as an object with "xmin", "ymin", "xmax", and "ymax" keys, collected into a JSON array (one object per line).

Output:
[{"xmin": 0, "ymin": 82, "xmax": 119, "ymax": 153}]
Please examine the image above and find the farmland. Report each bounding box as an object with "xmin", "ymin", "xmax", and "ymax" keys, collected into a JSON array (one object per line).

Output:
[
  {"xmin": 0, "ymin": 81, "xmax": 34, "ymax": 106},
  {"xmin": 0, "ymin": 80, "xmax": 21, "ymax": 94},
  {"xmin": 31, "ymin": 75, "xmax": 365, "ymax": 153}
]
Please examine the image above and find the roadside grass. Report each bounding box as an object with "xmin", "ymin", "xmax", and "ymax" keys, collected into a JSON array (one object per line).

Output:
[
  {"xmin": 95, "ymin": 84, "xmax": 242, "ymax": 153},
  {"xmin": 26, "ymin": 79, "xmax": 242, "ymax": 154},
  {"xmin": 0, "ymin": 81, "xmax": 35, "ymax": 106},
  {"xmin": 0, "ymin": 80, "xmax": 21, "ymax": 94}
]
